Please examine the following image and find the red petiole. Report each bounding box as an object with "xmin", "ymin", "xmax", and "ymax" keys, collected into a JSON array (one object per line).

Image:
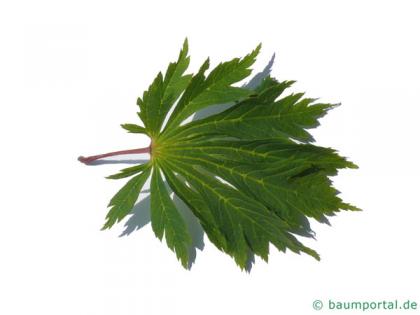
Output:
[{"xmin": 78, "ymin": 146, "xmax": 151, "ymax": 165}]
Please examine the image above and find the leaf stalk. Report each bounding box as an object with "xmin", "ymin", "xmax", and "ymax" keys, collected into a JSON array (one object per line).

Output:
[{"xmin": 78, "ymin": 146, "xmax": 151, "ymax": 165}]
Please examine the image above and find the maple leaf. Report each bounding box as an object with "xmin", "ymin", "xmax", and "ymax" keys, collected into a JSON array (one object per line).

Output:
[{"xmin": 79, "ymin": 39, "xmax": 359, "ymax": 270}]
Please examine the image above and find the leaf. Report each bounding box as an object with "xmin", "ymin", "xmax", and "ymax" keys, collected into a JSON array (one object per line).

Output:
[
  {"xmin": 150, "ymin": 166, "xmax": 192, "ymax": 268},
  {"xmin": 103, "ymin": 165, "xmax": 151, "ymax": 229},
  {"xmin": 162, "ymin": 44, "xmax": 261, "ymax": 132},
  {"xmin": 98, "ymin": 40, "xmax": 358, "ymax": 270},
  {"xmin": 120, "ymin": 123, "xmax": 147, "ymax": 134},
  {"xmin": 106, "ymin": 163, "xmax": 150, "ymax": 180},
  {"xmin": 162, "ymin": 77, "xmax": 335, "ymax": 143},
  {"xmin": 162, "ymin": 158, "xmax": 319, "ymax": 268},
  {"xmin": 162, "ymin": 140, "xmax": 357, "ymax": 232},
  {"xmin": 138, "ymin": 38, "xmax": 192, "ymax": 137}
]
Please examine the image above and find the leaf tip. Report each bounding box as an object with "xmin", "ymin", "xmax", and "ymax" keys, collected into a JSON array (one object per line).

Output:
[
  {"xmin": 305, "ymin": 247, "xmax": 321, "ymax": 261},
  {"xmin": 328, "ymin": 102, "xmax": 341, "ymax": 111},
  {"xmin": 347, "ymin": 160, "xmax": 359, "ymax": 169},
  {"xmin": 182, "ymin": 37, "xmax": 188, "ymax": 51},
  {"xmin": 101, "ymin": 222, "xmax": 111, "ymax": 231}
]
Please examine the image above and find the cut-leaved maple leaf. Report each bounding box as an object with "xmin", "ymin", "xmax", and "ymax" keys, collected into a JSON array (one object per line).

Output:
[{"xmin": 79, "ymin": 39, "xmax": 359, "ymax": 270}]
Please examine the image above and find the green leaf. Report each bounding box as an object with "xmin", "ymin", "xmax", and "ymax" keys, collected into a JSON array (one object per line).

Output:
[
  {"xmin": 90, "ymin": 40, "xmax": 358, "ymax": 270},
  {"xmin": 102, "ymin": 165, "xmax": 151, "ymax": 229},
  {"xmin": 162, "ymin": 44, "xmax": 261, "ymax": 133},
  {"xmin": 164, "ymin": 77, "xmax": 336, "ymax": 143},
  {"xmin": 160, "ymin": 164, "xmax": 229, "ymax": 252},
  {"xmin": 138, "ymin": 39, "xmax": 192, "ymax": 137},
  {"xmin": 162, "ymin": 140, "xmax": 357, "ymax": 232},
  {"xmin": 106, "ymin": 163, "xmax": 150, "ymax": 180},
  {"xmin": 121, "ymin": 123, "xmax": 147, "ymax": 134},
  {"xmin": 162, "ymin": 158, "xmax": 319, "ymax": 268},
  {"xmin": 150, "ymin": 166, "xmax": 192, "ymax": 268}
]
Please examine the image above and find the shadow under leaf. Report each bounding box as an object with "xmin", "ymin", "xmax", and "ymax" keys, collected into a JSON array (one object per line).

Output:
[{"xmin": 89, "ymin": 159, "xmax": 148, "ymax": 165}]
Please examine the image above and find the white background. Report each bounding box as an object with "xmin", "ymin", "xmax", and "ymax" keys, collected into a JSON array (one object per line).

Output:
[{"xmin": 1, "ymin": 0, "xmax": 419, "ymax": 314}]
